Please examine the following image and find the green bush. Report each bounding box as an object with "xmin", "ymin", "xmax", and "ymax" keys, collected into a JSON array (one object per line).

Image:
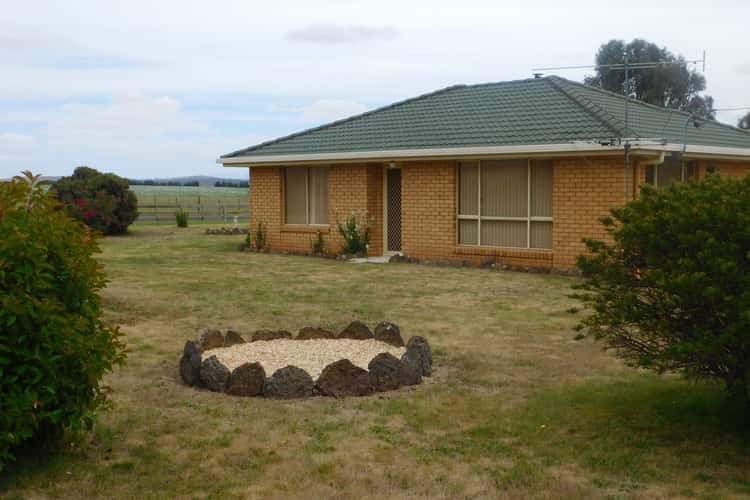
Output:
[
  {"xmin": 311, "ymin": 230, "xmax": 325, "ymax": 254},
  {"xmin": 53, "ymin": 166, "xmax": 138, "ymax": 235},
  {"xmin": 337, "ymin": 211, "xmax": 371, "ymax": 255},
  {"xmin": 253, "ymin": 221, "xmax": 267, "ymax": 251},
  {"xmin": 0, "ymin": 172, "xmax": 127, "ymax": 470},
  {"xmin": 175, "ymin": 209, "xmax": 188, "ymax": 228},
  {"xmin": 574, "ymin": 175, "xmax": 750, "ymax": 403}
]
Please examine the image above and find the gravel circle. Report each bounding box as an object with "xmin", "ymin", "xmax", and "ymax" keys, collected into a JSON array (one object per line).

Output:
[{"xmin": 202, "ymin": 338, "xmax": 406, "ymax": 380}]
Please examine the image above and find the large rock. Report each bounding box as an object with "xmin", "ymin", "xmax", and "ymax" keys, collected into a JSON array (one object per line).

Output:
[
  {"xmin": 316, "ymin": 359, "xmax": 373, "ymax": 397},
  {"xmin": 179, "ymin": 340, "xmax": 203, "ymax": 386},
  {"xmin": 367, "ymin": 352, "xmax": 422, "ymax": 391},
  {"xmin": 296, "ymin": 326, "xmax": 337, "ymax": 340},
  {"xmin": 226, "ymin": 362, "xmax": 265, "ymax": 397},
  {"xmin": 338, "ymin": 321, "xmax": 374, "ymax": 340},
  {"xmin": 263, "ymin": 365, "xmax": 315, "ymax": 398},
  {"xmin": 199, "ymin": 329, "xmax": 224, "ymax": 351},
  {"xmin": 252, "ymin": 329, "xmax": 293, "ymax": 342},
  {"xmin": 401, "ymin": 336, "xmax": 432, "ymax": 377},
  {"xmin": 224, "ymin": 330, "xmax": 246, "ymax": 347},
  {"xmin": 373, "ymin": 322, "xmax": 404, "ymax": 347},
  {"xmin": 398, "ymin": 357, "xmax": 423, "ymax": 386},
  {"xmin": 200, "ymin": 355, "xmax": 231, "ymax": 392}
]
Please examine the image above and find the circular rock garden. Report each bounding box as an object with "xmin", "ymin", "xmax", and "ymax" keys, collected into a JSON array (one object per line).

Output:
[{"xmin": 179, "ymin": 321, "xmax": 432, "ymax": 398}]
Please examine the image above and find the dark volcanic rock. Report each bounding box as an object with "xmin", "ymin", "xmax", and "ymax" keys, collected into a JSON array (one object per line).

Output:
[
  {"xmin": 373, "ymin": 322, "xmax": 404, "ymax": 347},
  {"xmin": 367, "ymin": 352, "xmax": 422, "ymax": 391},
  {"xmin": 401, "ymin": 336, "xmax": 432, "ymax": 377},
  {"xmin": 316, "ymin": 359, "xmax": 373, "ymax": 397},
  {"xmin": 224, "ymin": 330, "xmax": 246, "ymax": 347},
  {"xmin": 338, "ymin": 321, "xmax": 374, "ymax": 340},
  {"xmin": 179, "ymin": 340, "xmax": 203, "ymax": 386},
  {"xmin": 263, "ymin": 365, "xmax": 315, "ymax": 398},
  {"xmin": 252, "ymin": 329, "xmax": 293, "ymax": 342},
  {"xmin": 226, "ymin": 362, "xmax": 265, "ymax": 397},
  {"xmin": 200, "ymin": 355, "xmax": 230, "ymax": 392},
  {"xmin": 296, "ymin": 326, "xmax": 337, "ymax": 340},
  {"xmin": 199, "ymin": 329, "xmax": 224, "ymax": 351}
]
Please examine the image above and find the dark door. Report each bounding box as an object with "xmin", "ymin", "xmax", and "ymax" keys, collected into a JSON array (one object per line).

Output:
[{"xmin": 387, "ymin": 168, "xmax": 402, "ymax": 252}]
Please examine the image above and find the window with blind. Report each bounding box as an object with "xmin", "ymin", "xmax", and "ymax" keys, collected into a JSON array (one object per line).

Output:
[
  {"xmin": 457, "ymin": 159, "xmax": 552, "ymax": 249},
  {"xmin": 644, "ymin": 158, "xmax": 697, "ymax": 188},
  {"xmin": 284, "ymin": 167, "xmax": 329, "ymax": 224}
]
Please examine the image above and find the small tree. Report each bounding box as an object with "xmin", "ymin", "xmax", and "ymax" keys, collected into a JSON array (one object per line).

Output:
[
  {"xmin": 0, "ymin": 172, "xmax": 126, "ymax": 470},
  {"xmin": 53, "ymin": 166, "xmax": 138, "ymax": 235},
  {"xmin": 175, "ymin": 209, "xmax": 189, "ymax": 228},
  {"xmin": 573, "ymin": 175, "xmax": 750, "ymax": 403}
]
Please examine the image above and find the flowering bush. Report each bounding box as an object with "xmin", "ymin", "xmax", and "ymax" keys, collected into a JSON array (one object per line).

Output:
[
  {"xmin": 53, "ymin": 166, "xmax": 138, "ymax": 235},
  {"xmin": 0, "ymin": 172, "xmax": 126, "ymax": 470},
  {"xmin": 337, "ymin": 210, "xmax": 371, "ymax": 255}
]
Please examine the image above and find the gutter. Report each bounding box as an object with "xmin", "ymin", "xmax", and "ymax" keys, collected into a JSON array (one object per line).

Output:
[{"xmin": 217, "ymin": 142, "xmax": 750, "ymax": 167}]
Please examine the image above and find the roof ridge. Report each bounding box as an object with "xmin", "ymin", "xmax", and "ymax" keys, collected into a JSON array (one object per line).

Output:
[
  {"xmin": 550, "ymin": 75, "xmax": 750, "ymax": 137},
  {"xmin": 545, "ymin": 76, "xmax": 628, "ymax": 138},
  {"xmin": 221, "ymin": 84, "xmax": 468, "ymax": 158}
]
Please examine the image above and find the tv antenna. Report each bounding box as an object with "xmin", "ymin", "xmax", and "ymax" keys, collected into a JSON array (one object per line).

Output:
[{"xmin": 532, "ymin": 51, "xmax": 707, "ymax": 200}]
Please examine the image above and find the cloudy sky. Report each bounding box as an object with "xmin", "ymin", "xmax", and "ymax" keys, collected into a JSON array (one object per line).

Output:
[{"xmin": 1, "ymin": 0, "xmax": 748, "ymax": 180}]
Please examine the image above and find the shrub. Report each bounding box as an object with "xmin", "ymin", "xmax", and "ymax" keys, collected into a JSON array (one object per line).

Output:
[
  {"xmin": 253, "ymin": 221, "xmax": 267, "ymax": 251},
  {"xmin": 175, "ymin": 209, "xmax": 188, "ymax": 228},
  {"xmin": 0, "ymin": 172, "xmax": 126, "ymax": 470},
  {"xmin": 311, "ymin": 230, "xmax": 325, "ymax": 254},
  {"xmin": 53, "ymin": 166, "xmax": 138, "ymax": 235},
  {"xmin": 337, "ymin": 211, "xmax": 371, "ymax": 255},
  {"xmin": 573, "ymin": 175, "xmax": 750, "ymax": 403}
]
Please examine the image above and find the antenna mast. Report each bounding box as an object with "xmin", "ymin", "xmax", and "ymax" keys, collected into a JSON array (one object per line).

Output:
[{"xmin": 532, "ymin": 51, "xmax": 706, "ymax": 201}]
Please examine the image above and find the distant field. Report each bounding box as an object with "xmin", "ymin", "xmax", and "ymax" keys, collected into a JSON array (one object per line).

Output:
[
  {"xmin": 131, "ymin": 185, "xmax": 248, "ymax": 222},
  {"xmin": 130, "ymin": 185, "xmax": 249, "ymax": 198}
]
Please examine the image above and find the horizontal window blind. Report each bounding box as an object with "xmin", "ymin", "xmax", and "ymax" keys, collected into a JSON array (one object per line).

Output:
[{"xmin": 457, "ymin": 160, "xmax": 553, "ymax": 249}]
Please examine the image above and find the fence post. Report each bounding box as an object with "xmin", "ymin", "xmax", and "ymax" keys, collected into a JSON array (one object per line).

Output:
[
  {"xmin": 154, "ymin": 195, "xmax": 158, "ymax": 222},
  {"xmin": 198, "ymin": 195, "xmax": 202, "ymax": 221}
]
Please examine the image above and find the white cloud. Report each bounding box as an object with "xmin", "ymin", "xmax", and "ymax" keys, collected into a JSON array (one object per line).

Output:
[
  {"xmin": 286, "ymin": 24, "xmax": 398, "ymax": 44},
  {"xmin": 0, "ymin": 132, "xmax": 34, "ymax": 144},
  {"xmin": 287, "ymin": 99, "xmax": 369, "ymax": 123}
]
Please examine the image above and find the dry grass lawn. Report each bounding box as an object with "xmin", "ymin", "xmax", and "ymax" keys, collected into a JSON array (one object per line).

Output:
[{"xmin": 2, "ymin": 225, "xmax": 749, "ymax": 499}]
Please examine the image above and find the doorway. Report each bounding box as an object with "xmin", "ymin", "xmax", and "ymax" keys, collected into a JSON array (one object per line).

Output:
[{"xmin": 385, "ymin": 167, "xmax": 402, "ymax": 253}]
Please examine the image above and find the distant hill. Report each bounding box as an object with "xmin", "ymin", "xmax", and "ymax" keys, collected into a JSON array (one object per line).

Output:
[
  {"xmin": 141, "ymin": 176, "xmax": 247, "ymax": 187},
  {"xmin": 128, "ymin": 175, "xmax": 249, "ymax": 187},
  {"xmin": 2, "ymin": 174, "xmax": 248, "ymax": 187}
]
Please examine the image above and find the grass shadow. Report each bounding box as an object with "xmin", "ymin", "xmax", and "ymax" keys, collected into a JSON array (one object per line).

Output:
[{"xmin": 511, "ymin": 376, "xmax": 750, "ymax": 495}]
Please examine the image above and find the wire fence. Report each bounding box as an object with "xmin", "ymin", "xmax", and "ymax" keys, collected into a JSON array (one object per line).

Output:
[{"xmin": 136, "ymin": 195, "xmax": 249, "ymax": 223}]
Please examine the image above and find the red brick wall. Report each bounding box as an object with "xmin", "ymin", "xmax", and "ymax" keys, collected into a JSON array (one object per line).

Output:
[
  {"xmin": 249, "ymin": 164, "xmax": 383, "ymax": 256},
  {"xmin": 248, "ymin": 157, "xmax": 750, "ymax": 269}
]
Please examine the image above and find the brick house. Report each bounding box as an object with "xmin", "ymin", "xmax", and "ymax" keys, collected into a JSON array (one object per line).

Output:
[{"xmin": 218, "ymin": 76, "xmax": 750, "ymax": 269}]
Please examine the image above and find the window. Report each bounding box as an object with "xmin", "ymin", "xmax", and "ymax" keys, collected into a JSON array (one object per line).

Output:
[
  {"xmin": 644, "ymin": 158, "xmax": 698, "ymax": 187},
  {"xmin": 457, "ymin": 159, "xmax": 552, "ymax": 249},
  {"xmin": 284, "ymin": 167, "xmax": 328, "ymax": 224}
]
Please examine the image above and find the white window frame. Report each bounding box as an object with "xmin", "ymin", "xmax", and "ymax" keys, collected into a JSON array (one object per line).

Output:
[
  {"xmin": 284, "ymin": 166, "xmax": 329, "ymax": 226},
  {"xmin": 456, "ymin": 159, "xmax": 553, "ymax": 249}
]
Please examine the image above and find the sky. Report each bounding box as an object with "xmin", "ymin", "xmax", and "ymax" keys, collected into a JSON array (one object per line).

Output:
[{"xmin": 1, "ymin": 0, "xmax": 748, "ymax": 180}]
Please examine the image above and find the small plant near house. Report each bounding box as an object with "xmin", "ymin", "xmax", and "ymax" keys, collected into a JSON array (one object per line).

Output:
[
  {"xmin": 0, "ymin": 172, "xmax": 127, "ymax": 470},
  {"xmin": 175, "ymin": 209, "xmax": 189, "ymax": 228},
  {"xmin": 311, "ymin": 230, "xmax": 325, "ymax": 254},
  {"xmin": 573, "ymin": 175, "xmax": 750, "ymax": 405},
  {"xmin": 252, "ymin": 221, "xmax": 267, "ymax": 251},
  {"xmin": 337, "ymin": 210, "xmax": 371, "ymax": 256}
]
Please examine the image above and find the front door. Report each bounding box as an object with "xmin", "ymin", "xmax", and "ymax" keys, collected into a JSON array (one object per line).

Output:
[{"xmin": 386, "ymin": 168, "xmax": 402, "ymax": 252}]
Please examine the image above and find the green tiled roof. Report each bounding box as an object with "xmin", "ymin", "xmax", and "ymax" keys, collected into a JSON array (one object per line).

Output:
[{"xmin": 222, "ymin": 76, "xmax": 750, "ymax": 159}]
